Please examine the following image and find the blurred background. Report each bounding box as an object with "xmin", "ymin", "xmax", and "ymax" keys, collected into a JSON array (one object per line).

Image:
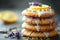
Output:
[
  {"xmin": 0, "ymin": 0, "xmax": 60, "ymax": 15},
  {"xmin": 0, "ymin": 0, "xmax": 60, "ymax": 40},
  {"xmin": 0, "ymin": 0, "xmax": 60, "ymax": 26}
]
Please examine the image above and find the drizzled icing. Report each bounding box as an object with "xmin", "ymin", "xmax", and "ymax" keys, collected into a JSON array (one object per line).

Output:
[
  {"xmin": 22, "ymin": 16, "xmax": 40, "ymax": 31},
  {"xmin": 22, "ymin": 16, "xmax": 53, "ymax": 30},
  {"xmin": 22, "ymin": 16, "xmax": 32, "ymax": 21},
  {"xmin": 21, "ymin": 29, "xmax": 25, "ymax": 34},
  {"xmin": 37, "ymin": 9, "xmax": 52, "ymax": 17},
  {"xmin": 22, "ymin": 16, "xmax": 26, "ymax": 21},
  {"xmin": 49, "ymin": 7, "xmax": 53, "ymax": 13},
  {"xmin": 21, "ymin": 29, "xmax": 25, "ymax": 36},
  {"xmin": 37, "ymin": 10, "xmax": 44, "ymax": 17},
  {"xmin": 44, "ymin": 32, "xmax": 49, "ymax": 37},
  {"xmin": 35, "ymin": 25, "xmax": 40, "ymax": 31},
  {"xmin": 22, "ymin": 7, "xmax": 52, "ymax": 17},
  {"xmin": 22, "ymin": 10, "xmax": 27, "ymax": 13},
  {"xmin": 50, "ymin": 9, "xmax": 52, "ymax": 13},
  {"xmin": 31, "ymin": 8, "xmax": 52, "ymax": 17},
  {"xmin": 35, "ymin": 19, "xmax": 40, "ymax": 31}
]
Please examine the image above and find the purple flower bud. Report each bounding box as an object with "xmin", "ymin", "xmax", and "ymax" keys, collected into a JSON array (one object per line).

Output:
[{"xmin": 29, "ymin": 2, "xmax": 42, "ymax": 6}]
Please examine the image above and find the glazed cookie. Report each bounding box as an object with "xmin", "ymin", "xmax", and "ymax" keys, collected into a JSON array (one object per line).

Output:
[
  {"xmin": 22, "ymin": 4, "xmax": 55, "ymax": 18},
  {"xmin": 2, "ymin": 10, "xmax": 18, "ymax": 24},
  {"xmin": 22, "ymin": 16, "xmax": 55, "ymax": 25},
  {"xmin": 22, "ymin": 23, "xmax": 55, "ymax": 32},
  {"xmin": 21, "ymin": 29, "xmax": 57, "ymax": 38}
]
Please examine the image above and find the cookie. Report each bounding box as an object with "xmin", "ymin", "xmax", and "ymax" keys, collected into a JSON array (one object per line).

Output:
[
  {"xmin": 22, "ymin": 8, "xmax": 55, "ymax": 18},
  {"xmin": 21, "ymin": 29, "xmax": 57, "ymax": 38},
  {"xmin": 22, "ymin": 16, "xmax": 55, "ymax": 25},
  {"xmin": 22, "ymin": 23, "xmax": 55, "ymax": 32}
]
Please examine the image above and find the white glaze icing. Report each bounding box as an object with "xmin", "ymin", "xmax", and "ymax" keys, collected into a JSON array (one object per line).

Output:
[
  {"xmin": 35, "ymin": 19, "xmax": 40, "ymax": 31},
  {"xmin": 22, "ymin": 10, "xmax": 27, "ymax": 13},
  {"xmin": 22, "ymin": 16, "xmax": 26, "ymax": 21},
  {"xmin": 35, "ymin": 18, "xmax": 40, "ymax": 24},
  {"xmin": 50, "ymin": 7, "xmax": 52, "ymax": 13},
  {"xmin": 22, "ymin": 16, "xmax": 32, "ymax": 21},
  {"xmin": 22, "ymin": 8, "xmax": 52, "ymax": 17},
  {"xmin": 37, "ymin": 10, "xmax": 44, "ymax": 17},
  {"xmin": 44, "ymin": 32, "xmax": 49, "ymax": 37},
  {"xmin": 21, "ymin": 29, "xmax": 25, "ymax": 34},
  {"xmin": 22, "ymin": 16, "xmax": 40, "ymax": 31},
  {"xmin": 31, "ymin": 8, "xmax": 52, "ymax": 17},
  {"xmin": 22, "ymin": 22, "xmax": 26, "ymax": 27},
  {"xmin": 37, "ymin": 10, "xmax": 52, "ymax": 17},
  {"xmin": 21, "ymin": 29, "xmax": 25, "ymax": 36},
  {"xmin": 35, "ymin": 25, "xmax": 40, "ymax": 31}
]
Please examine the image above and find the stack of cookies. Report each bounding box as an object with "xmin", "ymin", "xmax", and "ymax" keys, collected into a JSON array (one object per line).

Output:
[{"xmin": 21, "ymin": 2, "xmax": 57, "ymax": 38}]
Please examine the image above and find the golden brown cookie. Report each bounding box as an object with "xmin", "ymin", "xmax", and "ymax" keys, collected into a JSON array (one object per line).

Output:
[
  {"xmin": 22, "ymin": 23, "xmax": 55, "ymax": 32},
  {"xmin": 22, "ymin": 9, "xmax": 55, "ymax": 18},
  {"xmin": 21, "ymin": 29, "xmax": 57, "ymax": 38},
  {"xmin": 22, "ymin": 16, "xmax": 55, "ymax": 25}
]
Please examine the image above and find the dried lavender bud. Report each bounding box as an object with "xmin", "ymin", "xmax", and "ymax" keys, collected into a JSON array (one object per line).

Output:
[{"xmin": 29, "ymin": 2, "xmax": 42, "ymax": 6}]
